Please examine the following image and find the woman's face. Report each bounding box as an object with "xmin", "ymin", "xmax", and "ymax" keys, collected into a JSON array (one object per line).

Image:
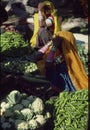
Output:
[{"xmin": 44, "ymin": 9, "xmax": 51, "ymax": 17}]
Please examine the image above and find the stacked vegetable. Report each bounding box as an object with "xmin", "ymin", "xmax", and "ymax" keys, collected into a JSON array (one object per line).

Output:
[
  {"xmin": 0, "ymin": 60, "xmax": 39, "ymax": 75},
  {"xmin": 53, "ymin": 89, "xmax": 89, "ymax": 130},
  {"xmin": 76, "ymin": 43, "xmax": 88, "ymax": 75},
  {"xmin": 0, "ymin": 90, "xmax": 51, "ymax": 130},
  {"xmin": 0, "ymin": 31, "xmax": 33, "ymax": 58}
]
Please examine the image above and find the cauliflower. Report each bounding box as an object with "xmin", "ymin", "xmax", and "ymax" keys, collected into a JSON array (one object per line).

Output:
[
  {"xmin": 21, "ymin": 99, "xmax": 30, "ymax": 107},
  {"xmin": 13, "ymin": 104, "xmax": 23, "ymax": 111},
  {"xmin": 36, "ymin": 115, "xmax": 46, "ymax": 125},
  {"xmin": 16, "ymin": 121, "xmax": 29, "ymax": 130},
  {"xmin": 28, "ymin": 119, "xmax": 39, "ymax": 130},
  {"xmin": 1, "ymin": 108, "xmax": 6, "ymax": 115},
  {"xmin": 1, "ymin": 102, "xmax": 10, "ymax": 110},
  {"xmin": 0, "ymin": 102, "xmax": 11, "ymax": 115},
  {"xmin": 31, "ymin": 98, "xmax": 44, "ymax": 114},
  {"xmin": 1, "ymin": 102, "xmax": 7, "ymax": 108},
  {"xmin": 21, "ymin": 108, "xmax": 33, "ymax": 120},
  {"xmin": 1, "ymin": 122, "xmax": 12, "ymax": 130}
]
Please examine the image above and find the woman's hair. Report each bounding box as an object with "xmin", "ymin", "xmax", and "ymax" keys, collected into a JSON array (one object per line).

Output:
[{"xmin": 43, "ymin": 5, "xmax": 51, "ymax": 12}]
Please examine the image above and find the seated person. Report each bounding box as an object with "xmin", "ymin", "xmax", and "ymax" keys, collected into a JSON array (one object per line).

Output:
[
  {"xmin": 5, "ymin": 0, "xmax": 38, "ymax": 19},
  {"xmin": 27, "ymin": 31, "xmax": 88, "ymax": 92}
]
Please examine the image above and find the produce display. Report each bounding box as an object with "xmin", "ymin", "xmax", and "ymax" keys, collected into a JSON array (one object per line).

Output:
[
  {"xmin": 0, "ymin": 90, "xmax": 51, "ymax": 130},
  {"xmin": 0, "ymin": 31, "xmax": 33, "ymax": 58},
  {"xmin": 0, "ymin": 59, "xmax": 39, "ymax": 75},
  {"xmin": 0, "ymin": 20, "xmax": 89, "ymax": 130},
  {"xmin": 76, "ymin": 44, "xmax": 88, "ymax": 75},
  {"xmin": 52, "ymin": 90, "xmax": 88, "ymax": 130},
  {"xmin": 0, "ymin": 30, "xmax": 88, "ymax": 76}
]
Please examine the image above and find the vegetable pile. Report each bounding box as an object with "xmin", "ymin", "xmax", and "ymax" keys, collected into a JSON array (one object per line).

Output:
[
  {"xmin": 53, "ymin": 89, "xmax": 89, "ymax": 130},
  {"xmin": 0, "ymin": 90, "xmax": 51, "ymax": 130},
  {"xmin": 0, "ymin": 60, "xmax": 39, "ymax": 75},
  {"xmin": 0, "ymin": 31, "xmax": 33, "ymax": 58},
  {"xmin": 76, "ymin": 43, "xmax": 88, "ymax": 75}
]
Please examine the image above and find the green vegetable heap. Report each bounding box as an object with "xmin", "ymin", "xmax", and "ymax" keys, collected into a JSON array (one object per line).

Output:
[
  {"xmin": 0, "ymin": 90, "xmax": 51, "ymax": 130},
  {"xmin": 1, "ymin": 60, "xmax": 39, "ymax": 75},
  {"xmin": 76, "ymin": 44, "xmax": 88, "ymax": 75},
  {"xmin": 0, "ymin": 31, "xmax": 32, "ymax": 57},
  {"xmin": 53, "ymin": 89, "xmax": 89, "ymax": 130}
]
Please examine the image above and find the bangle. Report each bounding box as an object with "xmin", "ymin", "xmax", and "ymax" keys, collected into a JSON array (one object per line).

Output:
[{"xmin": 47, "ymin": 41, "xmax": 52, "ymax": 46}]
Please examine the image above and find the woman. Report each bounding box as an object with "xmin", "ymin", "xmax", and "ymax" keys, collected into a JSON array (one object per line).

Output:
[
  {"xmin": 30, "ymin": 1, "xmax": 60, "ymax": 48},
  {"xmin": 28, "ymin": 30, "xmax": 88, "ymax": 92},
  {"xmin": 36, "ymin": 31, "xmax": 88, "ymax": 92}
]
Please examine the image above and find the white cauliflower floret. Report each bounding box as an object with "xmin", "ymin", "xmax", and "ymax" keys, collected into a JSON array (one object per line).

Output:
[
  {"xmin": 31, "ymin": 98, "xmax": 44, "ymax": 114},
  {"xmin": 1, "ymin": 102, "xmax": 10, "ymax": 110},
  {"xmin": 21, "ymin": 99, "xmax": 30, "ymax": 107},
  {"xmin": 13, "ymin": 104, "xmax": 23, "ymax": 111},
  {"xmin": 1, "ymin": 108, "xmax": 6, "ymax": 115},
  {"xmin": 17, "ymin": 121, "xmax": 29, "ymax": 130},
  {"xmin": 0, "ymin": 102, "xmax": 11, "ymax": 116},
  {"xmin": 36, "ymin": 115, "xmax": 46, "ymax": 125},
  {"xmin": 21, "ymin": 108, "xmax": 33, "ymax": 120},
  {"xmin": 28, "ymin": 119, "xmax": 39, "ymax": 130},
  {"xmin": 1, "ymin": 102, "xmax": 6, "ymax": 108},
  {"xmin": 2, "ymin": 122, "xmax": 12, "ymax": 129}
]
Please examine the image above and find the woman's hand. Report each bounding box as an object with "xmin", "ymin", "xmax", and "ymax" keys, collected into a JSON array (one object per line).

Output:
[{"xmin": 38, "ymin": 2, "xmax": 45, "ymax": 11}]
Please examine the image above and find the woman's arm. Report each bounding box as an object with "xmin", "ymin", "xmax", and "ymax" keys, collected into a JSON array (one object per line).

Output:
[{"xmin": 27, "ymin": 41, "xmax": 52, "ymax": 62}]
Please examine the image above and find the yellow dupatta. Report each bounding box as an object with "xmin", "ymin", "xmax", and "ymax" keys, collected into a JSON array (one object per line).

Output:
[{"xmin": 30, "ymin": 1, "xmax": 61, "ymax": 48}]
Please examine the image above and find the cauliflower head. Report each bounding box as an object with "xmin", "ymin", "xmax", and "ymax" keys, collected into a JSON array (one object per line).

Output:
[
  {"xmin": 17, "ymin": 121, "xmax": 29, "ymax": 130},
  {"xmin": 36, "ymin": 115, "xmax": 46, "ymax": 125},
  {"xmin": 0, "ymin": 102, "xmax": 10, "ymax": 115},
  {"xmin": 21, "ymin": 108, "xmax": 33, "ymax": 120},
  {"xmin": 28, "ymin": 119, "xmax": 39, "ymax": 130},
  {"xmin": 31, "ymin": 98, "xmax": 44, "ymax": 114}
]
